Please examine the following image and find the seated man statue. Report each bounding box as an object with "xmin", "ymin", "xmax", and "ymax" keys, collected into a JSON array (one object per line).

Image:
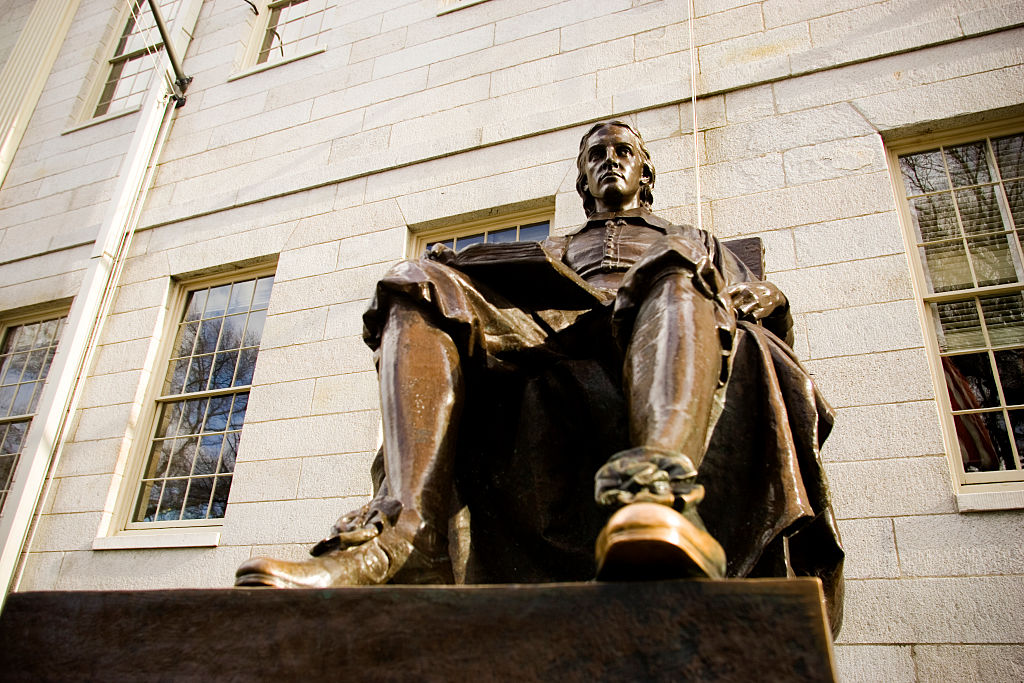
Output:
[{"xmin": 237, "ymin": 121, "xmax": 843, "ymax": 630}]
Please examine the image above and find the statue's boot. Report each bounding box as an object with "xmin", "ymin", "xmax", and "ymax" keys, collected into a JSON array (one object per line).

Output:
[
  {"xmin": 235, "ymin": 514, "xmax": 451, "ymax": 588},
  {"xmin": 595, "ymin": 501, "xmax": 725, "ymax": 581},
  {"xmin": 593, "ymin": 447, "xmax": 725, "ymax": 581}
]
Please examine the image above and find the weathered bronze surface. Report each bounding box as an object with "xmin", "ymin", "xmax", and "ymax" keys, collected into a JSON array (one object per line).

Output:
[
  {"xmin": 0, "ymin": 579, "xmax": 837, "ymax": 682},
  {"xmin": 236, "ymin": 122, "xmax": 843, "ymax": 631}
]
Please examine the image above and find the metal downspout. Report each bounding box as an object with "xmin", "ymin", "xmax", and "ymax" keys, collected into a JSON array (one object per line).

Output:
[{"xmin": 0, "ymin": 0, "xmax": 201, "ymax": 611}]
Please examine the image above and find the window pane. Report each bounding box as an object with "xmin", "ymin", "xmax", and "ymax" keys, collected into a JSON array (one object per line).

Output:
[
  {"xmin": 243, "ymin": 309, "xmax": 268, "ymax": 347},
  {"xmin": 1, "ymin": 421, "xmax": 27, "ymax": 456},
  {"xmin": 227, "ymin": 280, "xmax": 256, "ymax": 315},
  {"xmin": 217, "ymin": 314, "xmax": 246, "ymax": 351},
  {"xmin": 180, "ymin": 398, "xmax": 207, "ymax": 436},
  {"xmin": 166, "ymin": 438, "xmax": 197, "ymax": 478},
  {"xmin": 210, "ymin": 475, "xmax": 232, "ymax": 517},
  {"xmin": 184, "ymin": 289, "xmax": 207, "ymax": 322},
  {"xmin": 182, "ymin": 477, "xmax": 214, "ymax": 519},
  {"xmin": 220, "ymin": 433, "xmax": 239, "ymax": 474},
  {"xmin": 953, "ymin": 411, "xmax": 1014, "ymax": 472},
  {"xmin": 196, "ymin": 435, "xmax": 223, "ymax": 475},
  {"xmin": 1008, "ymin": 410, "xmax": 1024, "ymax": 470},
  {"xmin": 173, "ymin": 321, "xmax": 199, "ymax": 359},
  {"xmin": 195, "ymin": 318, "xmax": 222, "ymax": 355},
  {"xmin": 228, "ymin": 394, "xmax": 248, "ymax": 431},
  {"xmin": 488, "ymin": 227, "xmax": 517, "ymax": 243},
  {"xmin": 144, "ymin": 440, "xmax": 173, "ymax": 480},
  {"xmin": 204, "ymin": 396, "xmax": 232, "ymax": 433},
  {"xmin": 185, "ymin": 354, "xmax": 214, "ymax": 392},
  {"xmin": 956, "ymin": 185, "xmax": 1004, "ymax": 235},
  {"xmin": 11, "ymin": 383, "xmax": 35, "ymax": 416},
  {"xmin": 994, "ymin": 350, "xmax": 1024, "ymax": 406},
  {"xmin": 945, "ymin": 142, "xmax": 991, "ymax": 188},
  {"xmin": 155, "ymin": 403, "xmax": 182, "ymax": 441},
  {"xmin": 993, "ymin": 134, "xmax": 1024, "ymax": 181},
  {"xmin": 920, "ymin": 241, "xmax": 972, "ymax": 292},
  {"xmin": 253, "ymin": 277, "xmax": 274, "ymax": 309},
  {"xmin": 233, "ymin": 348, "xmax": 258, "ymax": 386},
  {"xmin": 165, "ymin": 357, "xmax": 190, "ymax": 395},
  {"xmin": 204, "ymin": 284, "xmax": 230, "ymax": 319},
  {"xmin": 943, "ymin": 353, "xmax": 999, "ymax": 409},
  {"xmin": 2, "ymin": 352, "xmax": 27, "ymax": 388},
  {"xmin": 136, "ymin": 480, "xmax": 162, "ymax": 522},
  {"xmin": 900, "ymin": 149, "xmax": 948, "ymax": 195},
  {"xmin": 981, "ymin": 293, "xmax": 1024, "ymax": 347},
  {"xmin": 157, "ymin": 479, "xmax": 186, "ymax": 520},
  {"xmin": 967, "ymin": 234, "xmax": 1017, "ymax": 287},
  {"xmin": 1007, "ymin": 180, "xmax": 1024, "ymax": 231},
  {"xmin": 426, "ymin": 239, "xmax": 454, "ymax": 254},
  {"xmin": 910, "ymin": 194, "xmax": 959, "ymax": 242},
  {"xmin": 454, "ymin": 233, "xmax": 484, "ymax": 250},
  {"xmin": 212, "ymin": 350, "xmax": 240, "ymax": 389},
  {"xmin": 518, "ymin": 222, "xmax": 550, "ymax": 241}
]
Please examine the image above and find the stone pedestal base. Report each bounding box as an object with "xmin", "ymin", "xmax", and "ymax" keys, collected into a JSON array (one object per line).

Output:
[{"xmin": 0, "ymin": 578, "xmax": 835, "ymax": 681}]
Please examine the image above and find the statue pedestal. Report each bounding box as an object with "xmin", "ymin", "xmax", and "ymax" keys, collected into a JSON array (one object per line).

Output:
[{"xmin": 1, "ymin": 578, "xmax": 835, "ymax": 681}]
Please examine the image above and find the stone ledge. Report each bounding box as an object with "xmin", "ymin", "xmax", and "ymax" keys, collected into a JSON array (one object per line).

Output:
[{"xmin": 0, "ymin": 578, "xmax": 835, "ymax": 681}]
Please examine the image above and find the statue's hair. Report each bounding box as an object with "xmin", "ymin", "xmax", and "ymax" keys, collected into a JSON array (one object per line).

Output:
[{"xmin": 576, "ymin": 121, "xmax": 656, "ymax": 217}]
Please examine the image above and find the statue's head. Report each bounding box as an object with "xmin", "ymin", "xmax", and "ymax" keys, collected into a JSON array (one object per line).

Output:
[{"xmin": 576, "ymin": 121, "xmax": 656, "ymax": 217}]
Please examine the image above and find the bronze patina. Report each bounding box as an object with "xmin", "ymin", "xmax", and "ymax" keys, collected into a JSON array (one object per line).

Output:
[{"xmin": 236, "ymin": 122, "xmax": 843, "ymax": 631}]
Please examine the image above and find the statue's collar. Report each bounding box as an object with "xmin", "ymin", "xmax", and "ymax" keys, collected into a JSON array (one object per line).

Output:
[{"xmin": 569, "ymin": 208, "xmax": 673, "ymax": 235}]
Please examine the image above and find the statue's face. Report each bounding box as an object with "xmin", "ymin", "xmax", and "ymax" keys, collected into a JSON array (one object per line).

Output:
[{"xmin": 582, "ymin": 125, "xmax": 650, "ymax": 214}]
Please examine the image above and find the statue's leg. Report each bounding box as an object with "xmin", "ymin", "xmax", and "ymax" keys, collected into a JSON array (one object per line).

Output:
[
  {"xmin": 376, "ymin": 298, "xmax": 462, "ymax": 560},
  {"xmin": 624, "ymin": 274, "xmax": 721, "ymax": 461},
  {"xmin": 595, "ymin": 273, "xmax": 728, "ymax": 580},
  {"xmin": 235, "ymin": 299, "xmax": 459, "ymax": 588}
]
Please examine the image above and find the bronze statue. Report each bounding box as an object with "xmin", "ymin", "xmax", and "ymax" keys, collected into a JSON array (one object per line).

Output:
[{"xmin": 236, "ymin": 122, "xmax": 843, "ymax": 630}]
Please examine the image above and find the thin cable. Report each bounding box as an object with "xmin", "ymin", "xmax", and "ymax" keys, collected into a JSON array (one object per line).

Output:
[{"xmin": 687, "ymin": 0, "xmax": 703, "ymax": 233}]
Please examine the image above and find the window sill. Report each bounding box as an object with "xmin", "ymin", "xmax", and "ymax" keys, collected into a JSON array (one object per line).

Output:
[
  {"xmin": 62, "ymin": 104, "xmax": 142, "ymax": 135},
  {"xmin": 956, "ymin": 485, "xmax": 1024, "ymax": 512},
  {"xmin": 227, "ymin": 47, "xmax": 326, "ymax": 82},
  {"xmin": 438, "ymin": 0, "xmax": 490, "ymax": 15},
  {"xmin": 92, "ymin": 529, "xmax": 221, "ymax": 550}
]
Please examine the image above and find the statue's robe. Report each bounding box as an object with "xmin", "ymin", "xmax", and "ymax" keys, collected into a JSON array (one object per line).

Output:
[{"xmin": 331, "ymin": 208, "xmax": 843, "ymax": 631}]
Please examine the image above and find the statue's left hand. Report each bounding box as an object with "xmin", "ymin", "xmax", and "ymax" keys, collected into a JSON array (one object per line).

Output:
[{"xmin": 727, "ymin": 281, "xmax": 788, "ymax": 322}]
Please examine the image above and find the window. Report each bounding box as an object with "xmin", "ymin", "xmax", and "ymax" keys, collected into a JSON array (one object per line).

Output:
[
  {"xmin": 0, "ymin": 315, "xmax": 66, "ymax": 513},
  {"xmin": 252, "ymin": 0, "xmax": 332, "ymax": 67},
  {"xmin": 892, "ymin": 127, "xmax": 1024, "ymax": 487},
  {"xmin": 129, "ymin": 274, "xmax": 273, "ymax": 526},
  {"xmin": 419, "ymin": 215, "xmax": 551, "ymax": 255},
  {"xmin": 93, "ymin": 0, "xmax": 180, "ymax": 118}
]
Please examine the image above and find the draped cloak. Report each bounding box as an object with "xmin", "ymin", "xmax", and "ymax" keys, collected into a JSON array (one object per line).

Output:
[{"xmin": 343, "ymin": 208, "xmax": 843, "ymax": 631}]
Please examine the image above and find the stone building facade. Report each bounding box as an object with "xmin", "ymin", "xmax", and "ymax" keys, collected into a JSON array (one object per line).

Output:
[{"xmin": 1, "ymin": 1, "xmax": 1023, "ymax": 680}]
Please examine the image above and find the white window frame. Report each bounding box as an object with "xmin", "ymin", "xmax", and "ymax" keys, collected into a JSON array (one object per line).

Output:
[
  {"xmin": 235, "ymin": 0, "xmax": 333, "ymax": 77},
  {"xmin": 888, "ymin": 118, "xmax": 1024, "ymax": 510},
  {"xmin": 100, "ymin": 266, "xmax": 275, "ymax": 546},
  {"xmin": 410, "ymin": 208, "xmax": 554, "ymax": 258}
]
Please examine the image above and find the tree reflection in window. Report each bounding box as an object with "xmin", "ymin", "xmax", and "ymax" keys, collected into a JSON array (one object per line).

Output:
[{"xmin": 133, "ymin": 275, "xmax": 272, "ymax": 523}]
